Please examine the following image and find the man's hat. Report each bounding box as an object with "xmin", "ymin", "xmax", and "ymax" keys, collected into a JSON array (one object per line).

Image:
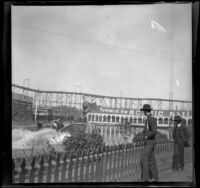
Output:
[
  {"xmin": 173, "ymin": 115, "xmax": 182, "ymax": 122},
  {"xmin": 140, "ymin": 104, "xmax": 153, "ymax": 111}
]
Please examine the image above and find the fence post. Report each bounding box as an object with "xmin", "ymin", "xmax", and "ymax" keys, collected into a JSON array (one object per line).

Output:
[
  {"xmin": 94, "ymin": 149, "xmax": 98, "ymax": 182},
  {"xmin": 137, "ymin": 142, "xmax": 143, "ymax": 181},
  {"xmin": 102, "ymin": 146, "xmax": 108, "ymax": 182},
  {"xmin": 111, "ymin": 145, "xmax": 115, "ymax": 181},
  {"xmin": 130, "ymin": 143, "xmax": 135, "ymax": 181},
  {"xmin": 161, "ymin": 139, "xmax": 166, "ymax": 171},
  {"xmin": 29, "ymin": 157, "xmax": 35, "ymax": 183},
  {"xmin": 165, "ymin": 139, "xmax": 168, "ymax": 170},
  {"xmin": 98, "ymin": 147, "xmax": 103, "ymax": 182},
  {"xmin": 90, "ymin": 149, "xmax": 95, "ymax": 182},
  {"xmin": 79, "ymin": 151, "xmax": 84, "ymax": 182},
  {"xmin": 127, "ymin": 143, "xmax": 131, "ymax": 181},
  {"xmin": 19, "ymin": 158, "xmax": 26, "ymax": 183},
  {"xmin": 108, "ymin": 145, "xmax": 112, "ymax": 181},
  {"xmin": 169, "ymin": 141, "xmax": 173, "ymax": 169},
  {"xmin": 155, "ymin": 142, "xmax": 160, "ymax": 172},
  {"xmin": 126, "ymin": 143, "xmax": 131, "ymax": 181},
  {"xmin": 118, "ymin": 145, "xmax": 123, "ymax": 182},
  {"xmin": 121, "ymin": 144, "xmax": 126, "ymax": 181},
  {"xmin": 68, "ymin": 151, "xmax": 73, "ymax": 182},
  {"xmin": 170, "ymin": 141, "xmax": 174, "ymax": 169},
  {"xmin": 133, "ymin": 143, "xmax": 137, "ymax": 181},
  {"xmin": 107, "ymin": 145, "xmax": 113, "ymax": 181},
  {"xmin": 170, "ymin": 141, "xmax": 174, "ymax": 168},
  {"xmin": 124, "ymin": 144, "xmax": 127, "ymax": 181},
  {"xmin": 74, "ymin": 151, "xmax": 79, "ymax": 182},
  {"xmin": 164, "ymin": 141, "xmax": 168, "ymax": 170},
  {"xmin": 38, "ymin": 156, "xmax": 44, "ymax": 183},
  {"xmin": 124, "ymin": 144, "xmax": 129, "ymax": 181},
  {"xmin": 112, "ymin": 145, "xmax": 117, "ymax": 182},
  {"xmin": 100, "ymin": 145, "xmax": 105, "ymax": 182},
  {"xmin": 158, "ymin": 142, "xmax": 162, "ymax": 171},
  {"xmin": 47, "ymin": 154, "xmax": 52, "ymax": 183},
  {"xmin": 161, "ymin": 141, "xmax": 165, "ymax": 171},
  {"xmin": 115, "ymin": 145, "xmax": 120, "ymax": 182},
  {"xmin": 95, "ymin": 146, "xmax": 102, "ymax": 182},
  {"xmin": 104, "ymin": 146, "xmax": 109, "ymax": 182},
  {"xmin": 164, "ymin": 141, "xmax": 167, "ymax": 170},
  {"xmin": 85, "ymin": 150, "xmax": 90, "ymax": 182},
  {"xmin": 160, "ymin": 141, "xmax": 164, "ymax": 171},
  {"xmin": 131, "ymin": 143, "xmax": 135, "ymax": 180},
  {"xmin": 132, "ymin": 144, "xmax": 138, "ymax": 181},
  {"xmin": 54, "ymin": 153, "xmax": 60, "ymax": 182},
  {"xmin": 61, "ymin": 152, "xmax": 67, "ymax": 182},
  {"xmin": 134, "ymin": 143, "xmax": 139, "ymax": 181},
  {"xmin": 12, "ymin": 159, "xmax": 15, "ymax": 183},
  {"xmin": 122, "ymin": 144, "xmax": 126, "ymax": 181}
]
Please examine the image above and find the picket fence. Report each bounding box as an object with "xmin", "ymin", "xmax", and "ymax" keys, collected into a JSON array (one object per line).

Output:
[{"xmin": 12, "ymin": 141, "xmax": 192, "ymax": 183}]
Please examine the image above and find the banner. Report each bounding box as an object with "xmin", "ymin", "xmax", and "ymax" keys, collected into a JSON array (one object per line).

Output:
[
  {"xmin": 100, "ymin": 108, "xmax": 192, "ymax": 118},
  {"xmin": 129, "ymin": 110, "xmax": 192, "ymax": 118}
]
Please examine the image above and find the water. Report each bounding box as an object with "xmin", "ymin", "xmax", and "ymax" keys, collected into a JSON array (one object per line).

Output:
[
  {"xmin": 12, "ymin": 124, "xmax": 170, "ymax": 158},
  {"xmin": 12, "ymin": 128, "xmax": 58, "ymax": 149},
  {"xmin": 86, "ymin": 124, "xmax": 170, "ymax": 146}
]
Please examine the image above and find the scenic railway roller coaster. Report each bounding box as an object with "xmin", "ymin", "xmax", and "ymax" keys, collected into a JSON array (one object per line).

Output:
[{"xmin": 12, "ymin": 83, "xmax": 192, "ymax": 127}]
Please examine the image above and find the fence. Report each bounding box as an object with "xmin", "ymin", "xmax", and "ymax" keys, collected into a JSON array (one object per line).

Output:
[{"xmin": 12, "ymin": 141, "xmax": 192, "ymax": 183}]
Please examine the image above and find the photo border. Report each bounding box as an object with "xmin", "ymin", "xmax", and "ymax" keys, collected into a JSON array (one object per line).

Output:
[{"xmin": 2, "ymin": 0, "xmax": 199, "ymax": 187}]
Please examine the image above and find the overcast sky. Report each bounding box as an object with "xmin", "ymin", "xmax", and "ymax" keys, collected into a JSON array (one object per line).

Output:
[{"xmin": 12, "ymin": 4, "xmax": 192, "ymax": 101}]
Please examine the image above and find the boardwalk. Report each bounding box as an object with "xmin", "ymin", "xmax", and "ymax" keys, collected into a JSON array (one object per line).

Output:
[{"xmin": 159, "ymin": 162, "xmax": 194, "ymax": 182}]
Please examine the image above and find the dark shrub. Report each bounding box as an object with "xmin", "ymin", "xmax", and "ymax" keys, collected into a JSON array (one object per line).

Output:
[
  {"xmin": 132, "ymin": 131, "xmax": 169, "ymax": 146},
  {"xmin": 62, "ymin": 129, "xmax": 105, "ymax": 158}
]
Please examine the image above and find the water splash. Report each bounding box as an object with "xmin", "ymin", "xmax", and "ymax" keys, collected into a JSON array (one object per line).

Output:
[{"xmin": 12, "ymin": 128, "xmax": 58, "ymax": 149}]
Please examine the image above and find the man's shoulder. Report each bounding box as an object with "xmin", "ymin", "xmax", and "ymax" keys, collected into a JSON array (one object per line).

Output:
[
  {"xmin": 148, "ymin": 116, "xmax": 156, "ymax": 121},
  {"xmin": 148, "ymin": 116, "xmax": 157, "ymax": 124}
]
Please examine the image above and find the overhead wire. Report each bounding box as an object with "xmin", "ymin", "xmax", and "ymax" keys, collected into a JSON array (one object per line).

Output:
[{"xmin": 13, "ymin": 23, "xmax": 190, "ymax": 63}]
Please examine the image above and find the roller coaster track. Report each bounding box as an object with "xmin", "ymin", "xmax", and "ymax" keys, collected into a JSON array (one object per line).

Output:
[{"xmin": 12, "ymin": 83, "xmax": 192, "ymax": 112}]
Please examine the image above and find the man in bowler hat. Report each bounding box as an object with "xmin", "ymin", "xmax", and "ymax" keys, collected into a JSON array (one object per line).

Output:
[
  {"xmin": 172, "ymin": 115, "xmax": 190, "ymax": 171},
  {"xmin": 140, "ymin": 104, "xmax": 159, "ymax": 182}
]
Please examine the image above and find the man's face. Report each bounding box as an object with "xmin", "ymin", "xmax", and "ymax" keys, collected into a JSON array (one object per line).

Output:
[{"xmin": 143, "ymin": 110, "xmax": 148, "ymax": 116}]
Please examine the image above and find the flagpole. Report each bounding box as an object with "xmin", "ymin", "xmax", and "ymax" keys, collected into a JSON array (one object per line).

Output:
[{"xmin": 35, "ymin": 96, "xmax": 38, "ymax": 125}]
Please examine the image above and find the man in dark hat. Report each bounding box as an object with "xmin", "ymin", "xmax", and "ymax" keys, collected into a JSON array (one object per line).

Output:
[
  {"xmin": 140, "ymin": 104, "xmax": 158, "ymax": 182},
  {"xmin": 172, "ymin": 115, "xmax": 190, "ymax": 171}
]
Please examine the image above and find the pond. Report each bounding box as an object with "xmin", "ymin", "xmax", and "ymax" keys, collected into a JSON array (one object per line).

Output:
[
  {"xmin": 12, "ymin": 123, "xmax": 171, "ymax": 158},
  {"xmin": 86, "ymin": 124, "xmax": 170, "ymax": 146}
]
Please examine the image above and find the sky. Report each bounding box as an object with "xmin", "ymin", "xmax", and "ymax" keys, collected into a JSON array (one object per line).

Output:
[{"xmin": 12, "ymin": 4, "xmax": 192, "ymax": 101}]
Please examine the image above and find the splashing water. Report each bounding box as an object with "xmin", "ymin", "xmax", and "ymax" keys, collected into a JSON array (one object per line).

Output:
[{"xmin": 12, "ymin": 128, "xmax": 58, "ymax": 149}]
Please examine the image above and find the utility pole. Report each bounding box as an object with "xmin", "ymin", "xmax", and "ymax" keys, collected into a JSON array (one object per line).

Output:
[
  {"xmin": 120, "ymin": 89, "xmax": 122, "ymax": 114},
  {"xmin": 23, "ymin": 78, "xmax": 30, "ymax": 97},
  {"xmin": 169, "ymin": 31, "xmax": 174, "ymax": 111}
]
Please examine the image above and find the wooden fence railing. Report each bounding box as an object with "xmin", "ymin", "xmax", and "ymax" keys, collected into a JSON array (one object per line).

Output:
[{"xmin": 12, "ymin": 141, "xmax": 192, "ymax": 183}]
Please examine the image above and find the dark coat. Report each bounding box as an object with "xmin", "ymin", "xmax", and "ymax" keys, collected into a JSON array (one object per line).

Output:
[
  {"xmin": 172, "ymin": 123, "xmax": 189, "ymax": 143},
  {"xmin": 141, "ymin": 115, "xmax": 159, "ymax": 181},
  {"xmin": 143, "ymin": 116, "xmax": 157, "ymax": 140}
]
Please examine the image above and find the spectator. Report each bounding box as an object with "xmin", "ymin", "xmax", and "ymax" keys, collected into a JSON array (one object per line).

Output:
[
  {"xmin": 37, "ymin": 120, "xmax": 43, "ymax": 130},
  {"xmin": 140, "ymin": 104, "xmax": 158, "ymax": 182},
  {"xmin": 172, "ymin": 115, "xmax": 190, "ymax": 171}
]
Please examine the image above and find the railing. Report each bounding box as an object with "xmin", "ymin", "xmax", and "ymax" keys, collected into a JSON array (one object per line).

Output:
[{"xmin": 12, "ymin": 141, "xmax": 192, "ymax": 183}]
